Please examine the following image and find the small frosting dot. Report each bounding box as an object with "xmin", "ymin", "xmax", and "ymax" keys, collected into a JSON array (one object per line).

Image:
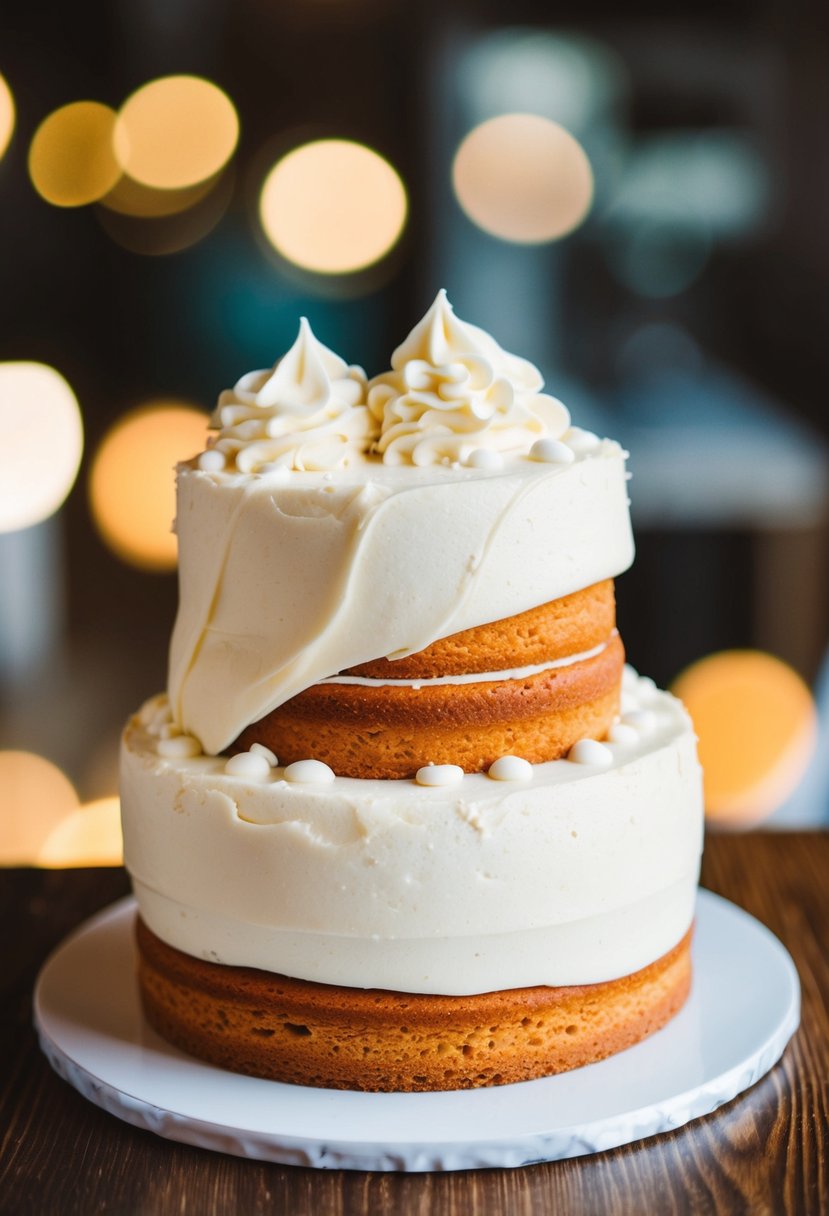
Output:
[
  {"xmin": 197, "ymin": 449, "xmax": 226, "ymax": 472},
  {"xmin": 567, "ymin": 739, "xmax": 613, "ymax": 767},
  {"xmin": 283, "ymin": 759, "xmax": 336, "ymax": 784},
  {"xmin": 529, "ymin": 438, "xmax": 575, "ymax": 465},
  {"xmin": 487, "ymin": 755, "xmax": 533, "ymax": 781},
  {"xmin": 157, "ymin": 735, "xmax": 201, "ymax": 759},
  {"xmin": 415, "ymin": 764, "xmax": 464, "ymax": 787},
  {"xmin": 249, "ymin": 742, "xmax": 278, "ymax": 767},
  {"xmin": 224, "ymin": 751, "xmax": 272, "ymax": 781},
  {"xmin": 465, "ymin": 448, "xmax": 504, "ymax": 470},
  {"xmin": 564, "ymin": 427, "xmax": 601, "ymax": 456},
  {"xmin": 622, "ymin": 709, "xmax": 657, "ymax": 734},
  {"xmin": 608, "ymin": 722, "xmax": 640, "ymax": 747},
  {"xmin": 258, "ymin": 462, "xmax": 291, "ymax": 479}
]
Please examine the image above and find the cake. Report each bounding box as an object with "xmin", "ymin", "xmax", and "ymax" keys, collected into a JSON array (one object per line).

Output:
[{"xmin": 120, "ymin": 291, "xmax": 704, "ymax": 1091}]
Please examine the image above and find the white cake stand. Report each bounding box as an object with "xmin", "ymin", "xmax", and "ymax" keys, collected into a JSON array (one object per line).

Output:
[{"xmin": 33, "ymin": 889, "xmax": 799, "ymax": 1172}]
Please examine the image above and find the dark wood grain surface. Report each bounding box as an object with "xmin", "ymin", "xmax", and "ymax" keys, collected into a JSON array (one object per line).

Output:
[{"xmin": 1, "ymin": 833, "xmax": 826, "ymax": 1216}]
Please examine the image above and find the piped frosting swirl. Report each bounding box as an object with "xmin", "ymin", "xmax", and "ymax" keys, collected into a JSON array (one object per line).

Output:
[
  {"xmin": 368, "ymin": 290, "xmax": 571, "ymax": 466},
  {"xmin": 207, "ymin": 318, "xmax": 374, "ymax": 473}
]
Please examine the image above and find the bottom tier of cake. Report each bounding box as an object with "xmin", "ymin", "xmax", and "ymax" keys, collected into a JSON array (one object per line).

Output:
[
  {"xmin": 121, "ymin": 668, "xmax": 704, "ymax": 1090},
  {"xmin": 137, "ymin": 917, "xmax": 692, "ymax": 1091}
]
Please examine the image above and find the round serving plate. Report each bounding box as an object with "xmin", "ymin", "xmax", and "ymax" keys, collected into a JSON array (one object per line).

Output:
[{"xmin": 34, "ymin": 889, "xmax": 799, "ymax": 1172}]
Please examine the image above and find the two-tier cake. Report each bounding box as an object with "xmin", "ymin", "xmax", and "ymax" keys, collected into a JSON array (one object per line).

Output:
[{"xmin": 120, "ymin": 292, "xmax": 704, "ymax": 1091}]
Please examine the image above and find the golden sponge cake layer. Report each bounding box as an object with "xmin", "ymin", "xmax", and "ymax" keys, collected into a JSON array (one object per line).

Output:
[
  {"xmin": 346, "ymin": 580, "xmax": 616, "ymax": 679},
  {"xmin": 137, "ymin": 916, "xmax": 692, "ymax": 1092},
  {"xmin": 233, "ymin": 582, "xmax": 623, "ymax": 779},
  {"xmin": 235, "ymin": 633, "xmax": 623, "ymax": 779}
]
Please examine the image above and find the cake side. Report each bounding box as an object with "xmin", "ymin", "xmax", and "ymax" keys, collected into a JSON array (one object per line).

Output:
[
  {"xmin": 136, "ymin": 917, "xmax": 692, "ymax": 1092},
  {"xmin": 121, "ymin": 673, "xmax": 703, "ymax": 996}
]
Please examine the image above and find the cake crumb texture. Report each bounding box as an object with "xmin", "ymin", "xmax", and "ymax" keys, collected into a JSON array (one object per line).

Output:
[{"xmin": 137, "ymin": 917, "xmax": 692, "ymax": 1092}]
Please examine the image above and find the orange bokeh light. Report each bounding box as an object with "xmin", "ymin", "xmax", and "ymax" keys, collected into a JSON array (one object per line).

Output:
[
  {"xmin": 89, "ymin": 402, "xmax": 208, "ymax": 571},
  {"xmin": 452, "ymin": 113, "xmax": 594, "ymax": 244},
  {"xmin": 0, "ymin": 71, "xmax": 14, "ymax": 160},
  {"xmin": 672, "ymin": 650, "xmax": 817, "ymax": 828},
  {"xmin": 0, "ymin": 752, "xmax": 79, "ymax": 865},
  {"xmin": 259, "ymin": 139, "xmax": 407, "ymax": 274},
  {"xmin": 115, "ymin": 76, "xmax": 239, "ymax": 191},
  {"xmin": 29, "ymin": 101, "xmax": 121, "ymax": 207},
  {"xmin": 38, "ymin": 797, "xmax": 123, "ymax": 868}
]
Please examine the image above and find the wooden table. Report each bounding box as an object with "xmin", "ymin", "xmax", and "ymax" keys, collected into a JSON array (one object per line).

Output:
[{"xmin": 1, "ymin": 832, "xmax": 826, "ymax": 1215}]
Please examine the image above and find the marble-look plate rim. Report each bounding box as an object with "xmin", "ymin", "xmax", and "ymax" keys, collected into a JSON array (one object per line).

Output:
[{"xmin": 34, "ymin": 889, "xmax": 799, "ymax": 1172}]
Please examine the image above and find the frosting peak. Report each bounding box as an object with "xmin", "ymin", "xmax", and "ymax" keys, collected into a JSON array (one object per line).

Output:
[
  {"xmin": 207, "ymin": 319, "xmax": 375, "ymax": 473},
  {"xmin": 369, "ymin": 290, "xmax": 570, "ymax": 466}
]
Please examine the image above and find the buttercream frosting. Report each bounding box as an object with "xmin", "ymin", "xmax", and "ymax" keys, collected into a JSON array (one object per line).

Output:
[
  {"xmin": 368, "ymin": 290, "xmax": 571, "ymax": 466},
  {"xmin": 168, "ymin": 446, "xmax": 634, "ymax": 755},
  {"xmin": 208, "ymin": 318, "xmax": 374, "ymax": 473},
  {"xmin": 121, "ymin": 677, "xmax": 703, "ymax": 994}
]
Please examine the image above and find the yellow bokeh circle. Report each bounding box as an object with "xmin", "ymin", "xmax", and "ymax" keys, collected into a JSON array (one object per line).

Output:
[
  {"xmin": 89, "ymin": 403, "xmax": 208, "ymax": 571},
  {"xmin": 259, "ymin": 139, "xmax": 408, "ymax": 274},
  {"xmin": 39, "ymin": 796, "xmax": 123, "ymax": 868},
  {"xmin": 672, "ymin": 650, "xmax": 817, "ymax": 827},
  {"xmin": 115, "ymin": 76, "xmax": 239, "ymax": 191},
  {"xmin": 452, "ymin": 113, "xmax": 594, "ymax": 244},
  {"xmin": 0, "ymin": 362, "xmax": 84, "ymax": 533},
  {"xmin": 29, "ymin": 101, "xmax": 121, "ymax": 207},
  {"xmin": 0, "ymin": 751, "xmax": 79, "ymax": 865},
  {"xmin": 0, "ymin": 71, "xmax": 15, "ymax": 160}
]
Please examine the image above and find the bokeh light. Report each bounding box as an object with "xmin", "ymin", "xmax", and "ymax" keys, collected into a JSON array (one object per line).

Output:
[
  {"xmin": 672, "ymin": 650, "xmax": 817, "ymax": 828},
  {"xmin": 29, "ymin": 101, "xmax": 121, "ymax": 207},
  {"xmin": 0, "ymin": 362, "xmax": 83, "ymax": 533},
  {"xmin": 96, "ymin": 168, "xmax": 233, "ymax": 256},
  {"xmin": 258, "ymin": 139, "xmax": 408, "ymax": 274},
  {"xmin": 38, "ymin": 796, "xmax": 123, "ymax": 868},
  {"xmin": 115, "ymin": 76, "xmax": 239, "ymax": 190},
  {"xmin": 89, "ymin": 402, "xmax": 207, "ymax": 570},
  {"xmin": 0, "ymin": 71, "xmax": 15, "ymax": 160},
  {"xmin": 452, "ymin": 114, "xmax": 594, "ymax": 243},
  {"xmin": 0, "ymin": 751, "xmax": 79, "ymax": 865},
  {"xmin": 100, "ymin": 171, "xmax": 217, "ymax": 218}
]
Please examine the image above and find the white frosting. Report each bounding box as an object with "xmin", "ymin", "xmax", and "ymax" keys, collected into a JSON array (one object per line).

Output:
[
  {"xmin": 120, "ymin": 679, "xmax": 704, "ymax": 994},
  {"xmin": 568, "ymin": 738, "xmax": 614, "ymax": 767},
  {"xmin": 415, "ymin": 764, "xmax": 464, "ymax": 787},
  {"xmin": 208, "ymin": 319, "xmax": 374, "ymax": 473},
  {"xmin": 168, "ymin": 444, "xmax": 634, "ymax": 755},
  {"xmin": 530, "ymin": 437, "xmax": 575, "ymax": 465},
  {"xmin": 623, "ymin": 709, "xmax": 657, "ymax": 734},
  {"xmin": 223, "ymin": 752, "xmax": 272, "ymax": 781},
  {"xmin": 283, "ymin": 759, "xmax": 335, "ymax": 785},
  {"xmin": 487, "ymin": 756, "xmax": 533, "ymax": 782},
  {"xmin": 249, "ymin": 742, "xmax": 278, "ymax": 766},
  {"xmin": 368, "ymin": 291, "xmax": 571, "ymax": 466},
  {"xmin": 608, "ymin": 721, "xmax": 640, "ymax": 746},
  {"xmin": 156, "ymin": 735, "xmax": 200, "ymax": 759}
]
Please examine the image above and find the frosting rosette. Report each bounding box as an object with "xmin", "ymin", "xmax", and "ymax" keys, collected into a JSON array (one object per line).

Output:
[
  {"xmin": 368, "ymin": 290, "xmax": 570, "ymax": 466},
  {"xmin": 206, "ymin": 318, "xmax": 375, "ymax": 473}
]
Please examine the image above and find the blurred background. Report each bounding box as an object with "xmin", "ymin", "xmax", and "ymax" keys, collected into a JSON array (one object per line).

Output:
[{"xmin": 1, "ymin": 0, "xmax": 827, "ymax": 866}]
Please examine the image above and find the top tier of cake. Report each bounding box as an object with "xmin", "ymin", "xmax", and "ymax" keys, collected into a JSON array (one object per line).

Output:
[{"xmin": 168, "ymin": 293, "xmax": 635, "ymax": 756}]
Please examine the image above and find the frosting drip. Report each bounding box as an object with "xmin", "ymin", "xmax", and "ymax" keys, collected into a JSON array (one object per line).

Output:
[
  {"xmin": 368, "ymin": 290, "xmax": 570, "ymax": 466},
  {"xmin": 209, "ymin": 318, "xmax": 375, "ymax": 473}
]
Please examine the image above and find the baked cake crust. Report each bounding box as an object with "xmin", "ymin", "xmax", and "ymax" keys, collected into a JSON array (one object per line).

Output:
[
  {"xmin": 233, "ymin": 600, "xmax": 624, "ymax": 778},
  {"xmin": 137, "ymin": 916, "xmax": 692, "ymax": 1092},
  {"xmin": 345, "ymin": 580, "xmax": 616, "ymax": 679}
]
